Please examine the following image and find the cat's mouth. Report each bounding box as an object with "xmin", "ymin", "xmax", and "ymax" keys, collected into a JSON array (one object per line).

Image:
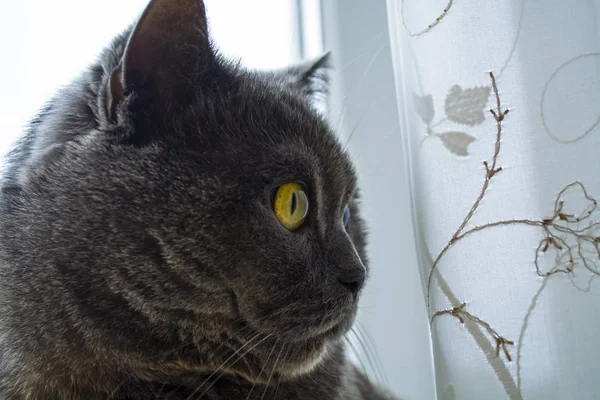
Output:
[
  {"xmin": 294, "ymin": 315, "xmax": 351, "ymax": 345},
  {"xmin": 244, "ymin": 303, "xmax": 354, "ymax": 345}
]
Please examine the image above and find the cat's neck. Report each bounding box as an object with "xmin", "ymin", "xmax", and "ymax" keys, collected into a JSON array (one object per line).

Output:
[{"xmin": 0, "ymin": 340, "xmax": 392, "ymax": 399}]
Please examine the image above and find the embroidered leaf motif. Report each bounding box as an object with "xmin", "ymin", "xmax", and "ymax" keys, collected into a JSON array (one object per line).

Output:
[
  {"xmin": 445, "ymin": 85, "xmax": 491, "ymax": 126},
  {"xmin": 440, "ymin": 131, "xmax": 475, "ymax": 156},
  {"xmin": 413, "ymin": 93, "xmax": 435, "ymax": 124}
]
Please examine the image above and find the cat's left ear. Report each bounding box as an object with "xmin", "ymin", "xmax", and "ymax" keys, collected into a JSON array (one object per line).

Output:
[
  {"xmin": 273, "ymin": 52, "xmax": 331, "ymax": 104},
  {"xmin": 107, "ymin": 0, "xmax": 212, "ymax": 120}
]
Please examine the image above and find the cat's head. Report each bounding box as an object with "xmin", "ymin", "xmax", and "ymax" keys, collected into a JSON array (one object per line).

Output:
[{"xmin": 5, "ymin": 0, "xmax": 367, "ymax": 384}]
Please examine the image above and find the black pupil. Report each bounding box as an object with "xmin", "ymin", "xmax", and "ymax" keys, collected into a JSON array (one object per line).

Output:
[{"xmin": 291, "ymin": 192, "xmax": 297, "ymax": 215}]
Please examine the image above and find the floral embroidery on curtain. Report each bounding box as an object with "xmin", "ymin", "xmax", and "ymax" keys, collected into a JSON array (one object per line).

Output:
[{"xmin": 386, "ymin": 0, "xmax": 600, "ymax": 398}]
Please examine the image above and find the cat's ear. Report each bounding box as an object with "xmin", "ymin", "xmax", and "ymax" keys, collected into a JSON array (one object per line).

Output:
[
  {"xmin": 274, "ymin": 52, "xmax": 331, "ymax": 104},
  {"xmin": 107, "ymin": 0, "xmax": 212, "ymax": 120}
]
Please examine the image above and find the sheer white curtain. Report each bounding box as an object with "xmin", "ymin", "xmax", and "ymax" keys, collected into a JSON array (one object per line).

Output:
[{"xmin": 386, "ymin": 1, "xmax": 600, "ymax": 399}]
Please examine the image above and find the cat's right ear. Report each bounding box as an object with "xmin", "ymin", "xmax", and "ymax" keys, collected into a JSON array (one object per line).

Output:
[{"xmin": 107, "ymin": 0, "xmax": 212, "ymax": 121}]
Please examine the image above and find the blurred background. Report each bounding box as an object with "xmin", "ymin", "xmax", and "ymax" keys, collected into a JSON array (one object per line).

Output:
[{"xmin": 0, "ymin": 1, "xmax": 434, "ymax": 398}]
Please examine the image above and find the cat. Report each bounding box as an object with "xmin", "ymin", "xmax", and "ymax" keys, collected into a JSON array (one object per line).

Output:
[{"xmin": 0, "ymin": 0, "xmax": 397, "ymax": 399}]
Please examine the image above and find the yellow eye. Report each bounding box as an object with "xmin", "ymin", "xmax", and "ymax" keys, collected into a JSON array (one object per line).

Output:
[{"xmin": 274, "ymin": 183, "xmax": 309, "ymax": 231}]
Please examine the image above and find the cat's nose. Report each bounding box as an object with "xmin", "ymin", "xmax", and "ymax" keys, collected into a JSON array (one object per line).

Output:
[{"xmin": 338, "ymin": 266, "xmax": 365, "ymax": 298}]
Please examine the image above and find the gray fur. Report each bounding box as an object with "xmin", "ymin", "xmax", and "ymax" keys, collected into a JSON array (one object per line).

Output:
[{"xmin": 0, "ymin": 0, "xmax": 396, "ymax": 398}]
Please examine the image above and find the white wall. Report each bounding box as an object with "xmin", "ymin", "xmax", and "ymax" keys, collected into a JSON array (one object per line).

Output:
[{"xmin": 321, "ymin": 1, "xmax": 436, "ymax": 399}]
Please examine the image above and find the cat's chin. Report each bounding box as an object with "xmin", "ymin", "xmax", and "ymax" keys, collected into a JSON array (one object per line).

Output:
[
  {"xmin": 230, "ymin": 301, "xmax": 356, "ymax": 381},
  {"xmin": 272, "ymin": 321, "xmax": 349, "ymax": 379},
  {"xmin": 233, "ymin": 324, "xmax": 343, "ymax": 384},
  {"xmin": 281, "ymin": 340, "xmax": 329, "ymax": 378}
]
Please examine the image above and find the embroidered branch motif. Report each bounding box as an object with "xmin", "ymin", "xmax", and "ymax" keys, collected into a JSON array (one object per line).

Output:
[
  {"xmin": 401, "ymin": 0, "xmax": 454, "ymax": 37},
  {"xmin": 427, "ymin": 72, "xmax": 508, "ymax": 301},
  {"xmin": 432, "ymin": 303, "xmax": 515, "ymax": 361},
  {"xmin": 426, "ymin": 72, "xmax": 600, "ymax": 363},
  {"xmin": 415, "ymin": 84, "xmax": 491, "ymax": 156}
]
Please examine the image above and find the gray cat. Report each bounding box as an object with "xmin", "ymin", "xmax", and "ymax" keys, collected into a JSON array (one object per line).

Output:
[{"xmin": 0, "ymin": 0, "xmax": 397, "ymax": 399}]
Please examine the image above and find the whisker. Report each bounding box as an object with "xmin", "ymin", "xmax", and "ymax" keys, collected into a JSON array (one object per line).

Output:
[
  {"xmin": 269, "ymin": 345, "xmax": 291, "ymax": 400},
  {"xmin": 343, "ymin": 104, "xmax": 372, "ymax": 151},
  {"xmin": 260, "ymin": 344, "xmax": 286, "ymax": 400},
  {"xmin": 351, "ymin": 327, "xmax": 382, "ymax": 385},
  {"xmin": 245, "ymin": 340, "xmax": 279, "ymax": 400},
  {"xmin": 315, "ymin": 345, "xmax": 340, "ymax": 378},
  {"xmin": 189, "ymin": 333, "xmax": 273, "ymax": 400},
  {"xmin": 107, "ymin": 375, "xmax": 131, "ymax": 399},
  {"xmin": 331, "ymin": 38, "xmax": 386, "ymax": 138},
  {"xmin": 155, "ymin": 380, "xmax": 167, "ymax": 398},
  {"xmin": 344, "ymin": 334, "xmax": 369, "ymax": 378},
  {"xmin": 356, "ymin": 321, "xmax": 389, "ymax": 388}
]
